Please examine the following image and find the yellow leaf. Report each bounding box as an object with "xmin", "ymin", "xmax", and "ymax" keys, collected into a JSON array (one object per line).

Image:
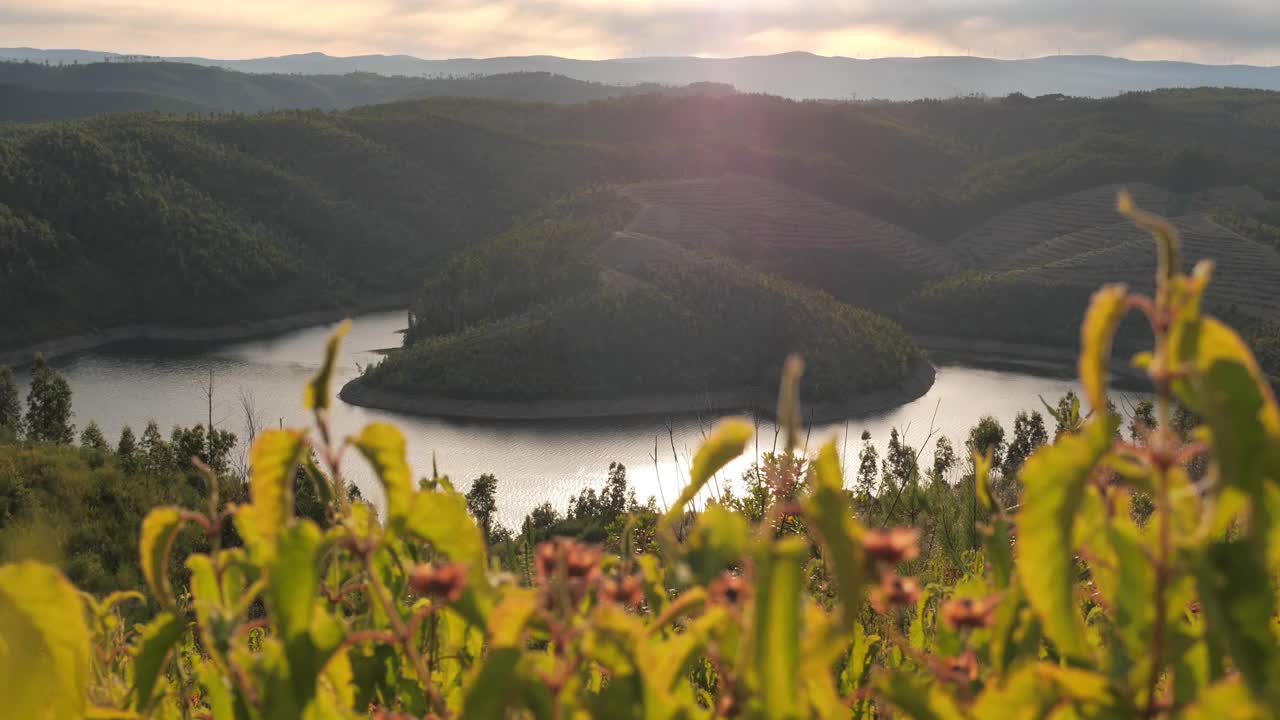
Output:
[
  {"xmin": 242, "ymin": 429, "xmax": 307, "ymax": 560},
  {"xmin": 304, "ymin": 319, "xmax": 350, "ymax": 412},
  {"xmin": 804, "ymin": 441, "xmax": 865, "ymax": 629},
  {"xmin": 1016, "ymin": 416, "xmax": 1116, "ymax": 661},
  {"xmin": 351, "ymin": 423, "xmax": 413, "ymax": 522},
  {"xmin": 0, "ymin": 562, "xmax": 91, "ymax": 720},
  {"xmin": 1078, "ymin": 283, "xmax": 1128, "ymax": 414},
  {"xmin": 662, "ymin": 417, "xmax": 752, "ymax": 527},
  {"xmin": 139, "ymin": 507, "xmax": 184, "ymax": 608}
]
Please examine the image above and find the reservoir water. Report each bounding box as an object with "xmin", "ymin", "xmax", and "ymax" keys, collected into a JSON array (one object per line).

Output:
[{"xmin": 12, "ymin": 310, "xmax": 1144, "ymax": 528}]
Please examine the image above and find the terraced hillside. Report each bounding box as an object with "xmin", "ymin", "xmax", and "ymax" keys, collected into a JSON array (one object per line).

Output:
[
  {"xmin": 622, "ymin": 175, "xmax": 959, "ymax": 309},
  {"xmin": 901, "ymin": 184, "xmax": 1280, "ymax": 362},
  {"xmin": 353, "ymin": 188, "xmax": 929, "ymax": 413},
  {"xmin": 952, "ymin": 183, "xmax": 1266, "ymax": 267}
]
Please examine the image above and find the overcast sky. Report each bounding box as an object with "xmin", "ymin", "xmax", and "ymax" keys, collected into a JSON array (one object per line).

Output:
[{"xmin": 4, "ymin": 0, "xmax": 1279, "ymax": 64}]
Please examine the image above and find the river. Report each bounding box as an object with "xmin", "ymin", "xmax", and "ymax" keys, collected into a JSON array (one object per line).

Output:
[{"xmin": 12, "ymin": 310, "xmax": 1144, "ymax": 528}]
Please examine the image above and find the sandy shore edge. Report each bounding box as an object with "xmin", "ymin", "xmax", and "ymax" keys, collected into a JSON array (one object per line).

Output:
[
  {"xmin": 0, "ymin": 294, "xmax": 410, "ymax": 366},
  {"xmin": 338, "ymin": 361, "xmax": 937, "ymax": 423}
]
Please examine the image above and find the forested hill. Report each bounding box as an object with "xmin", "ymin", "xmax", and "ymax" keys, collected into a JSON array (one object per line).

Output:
[
  {"xmin": 358, "ymin": 188, "xmax": 926, "ymax": 408},
  {"xmin": 0, "ymin": 60, "xmax": 736, "ymax": 121},
  {"xmin": 5, "ymin": 87, "xmax": 1280, "ymax": 361},
  {"xmin": 8, "ymin": 49, "xmax": 1280, "ymax": 100}
]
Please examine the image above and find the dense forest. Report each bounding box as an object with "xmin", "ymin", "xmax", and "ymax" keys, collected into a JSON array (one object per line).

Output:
[
  {"xmin": 0, "ymin": 60, "xmax": 735, "ymax": 120},
  {"xmin": 5, "ymin": 85, "xmax": 1280, "ymax": 384},
  {"xmin": 360, "ymin": 189, "xmax": 924, "ymax": 402}
]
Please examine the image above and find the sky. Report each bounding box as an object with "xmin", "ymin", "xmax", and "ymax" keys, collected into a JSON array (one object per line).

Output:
[{"xmin": 3, "ymin": 0, "xmax": 1280, "ymax": 64}]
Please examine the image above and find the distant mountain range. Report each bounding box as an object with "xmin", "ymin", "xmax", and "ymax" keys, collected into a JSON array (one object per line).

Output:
[{"xmin": 5, "ymin": 48, "xmax": 1280, "ymax": 99}]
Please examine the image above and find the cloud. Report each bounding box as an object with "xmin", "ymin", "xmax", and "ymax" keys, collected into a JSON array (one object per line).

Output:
[{"xmin": 1, "ymin": 0, "xmax": 1278, "ymax": 64}]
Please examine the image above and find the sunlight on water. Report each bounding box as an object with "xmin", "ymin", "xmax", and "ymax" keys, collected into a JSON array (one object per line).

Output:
[{"xmin": 15, "ymin": 310, "xmax": 1146, "ymax": 528}]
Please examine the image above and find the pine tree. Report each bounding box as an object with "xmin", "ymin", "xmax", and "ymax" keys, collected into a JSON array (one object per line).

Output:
[
  {"xmin": 117, "ymin": 426, "xmax": 139, "ymax": 471},
  {"xmin": 466, "ymin": 474, "xmax": 499, "ymax": 543},
  {"xmin": 931, "ymin": 436, "xmax": 956, "ymax": 483},
  {"xmin": 24, "ymin": 355, "xmax": 74, "ymax": 444},
  {"xmin": 1003, "ymin": 411, "xmax": 1047, "ymax": 476},
  {"xmin": 80, "ymin": 421, "xmax": 109, "ymax": 452},
  {"xmin": 855, "ymin": 430, "xmax": 879, "ymax": 500},
  {"xmin": 0, "ymin": 365, "xmax": 20, "ymax": 437},
  {"xmin": 141, "ymin": 421, "xmax": 171, "ymax": 472}
]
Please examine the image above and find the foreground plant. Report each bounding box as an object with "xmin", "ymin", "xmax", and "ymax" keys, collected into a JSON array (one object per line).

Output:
[{"xmin": 3, "ymin": 194, "xmax": 1280, "ymax": 718}]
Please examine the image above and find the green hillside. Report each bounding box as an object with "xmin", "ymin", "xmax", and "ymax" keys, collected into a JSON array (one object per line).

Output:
[
  {"xmin": 362, "ymin": 189, "xmax": 923, "ymax": 402},
  {"xmin": 6, "ymin": 86, "xmax": 1280, "ymax": 375},
  {"xmin": 0, "ymin": 110, "xmax": 610, "ymax": 346},
  {"xmin": 0, "ymin": 60, "xmax": 736, "ymax": 120}
]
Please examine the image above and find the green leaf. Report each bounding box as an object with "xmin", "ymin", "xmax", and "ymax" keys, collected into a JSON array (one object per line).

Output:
[
  {"xmin": 804, "ymin": 441, "xmax": 866, "ymax": 629},
  {"xmin": 241, "ymin": 429, "xmax": 307, "ymax": 560},
  {"xmin": 132, "ymin": 611, "xmax": 185, "ymax": 712},
  {"xmin": 989, "ymin": 585, "xmax": 1041, "ymax": 676},
  {"xmin": 1078, "ymin": 283, "xmax": 1128, "ymax": 414},
  {"xmin": 972, "ymin": 663, "xmax": 1119, "ymax": 720},
  {"xmin": 984, "ymin": 515, "xmax": 1013, "ymax": 588},
  {"xmin": 185, "ymin": 554, "xmax": 221, "ymax": 627},
  {"xmin": 305, "ymin": 319, "xmax": 350, "ymax": 412},
  {"xmin": 683, "ymin": 503, "xmax": 750, "ymax": 584},
  {"xmin": 1177, "ymin": 677, "xmax": 1268, "ymax": 720},
  {"xmin": 1016, "ymin": 415, "xmax": 1116, "ymax": 661},
  {"xmin": 974, "ymin": 448, "xmax": 994, "ymax": 511},
  {"xmin": 270, "ymin": 521, "xmax": 323, "ymax": 640},
  {"xmin": 461, "ymin": 590, "xmax": 538, "ymax": 720},
  {"xmin": 1171, "ymin": 316, "xmax": 1280, "ymax": 507},
  {"xmin": 85, "ymin": 707, "xmax": 139, "ymax": 719},
  {"xmin": 198, "ymin": 660, "xmax": 235, "ymax": 720},
  {"xmin": 1195, "ymin": 540, "xmax": 1280, "ymax": 700},
  {"xmin": 777, "ymin": 354, "xmax": 805, "ymax": 454},
  {"xmin": 406, "ymin": 489, "xmax": 491, "ymax": 618},
  {"xmin": 1103, "ymin": 523, "xmax": 1156, "ymax": 664},
  {"xmin": 875, "ymin": 670, "xmax": 968, "ymax": 720},
  {"xmin": 839, "ymin": 623, "xmax": 880, "ymax": 695},
  {"xmin": 662, "ymin": 417, "xmax": 753, "ymax": 527},
  {"xmin": 139, "ymin": 507, "xmax": 185, "ymax": 608},
  {"xmin": 351, "ymin": 423, "xmax": 413, "ymax": 523},
  {"xmin": 0, "ymin": 562, "xmax": 91, "ymax": 720},
  {"xmin": 754, "ymin": 537, "xmax": 807, "ymax": 720}
]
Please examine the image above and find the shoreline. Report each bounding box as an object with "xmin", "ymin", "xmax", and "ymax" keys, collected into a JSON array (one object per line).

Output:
[
  {"xmin": 914, "ymin": 335, "xmax": 1150, "ymax": 390},
  {"xmin": 338, "ymin": 361, "xmax": 938, "ymax": 423},
  {"xmin": 0, "ymin": 294, "xmax": 410, "ymax": 366}
]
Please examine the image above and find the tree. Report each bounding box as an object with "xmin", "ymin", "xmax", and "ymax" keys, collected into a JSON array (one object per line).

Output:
[
  {"xmin": 466, "ymin": 474, "xmax": 499, "ymax": 543},
  {"xmin": 117, "ymin": 426, "xmax": 139, "ymax": 471},
  {"xmin": 966, "ymin": 415, "xmax": 1006, "ymax": 470},
  {"xmin": 0, "ymin": 366, "xmax": 20, "ymax": 437},
  {"xmin": 1169, "ymin": 146, "xmax": 1214, "ymax": 195},
  {"xmin": 855, "ymin": 430, "xmax": 879, "ymax": 500},
  {"xmin": 1003, "ymin": 411, "xmax": 1047, "ymax": 476},
  {"xmin": 881, "ymin": 428, "xmax": 917, "ymax": 492},
  {"xmin": 24, "ymin": 355, "xmax": 74, "ymax": 444},
  {"xmin": 601, "ymin": 462, "xmax": 632, "ymax": 520},
  {"xmin": 1130, "ymin": 400, "xmax": 1156, "ymax": 442},
  {"xmin": 931, "ymin": 436, "xmax": 956, "ymax": 483},
  {"xmin": 79, "ymin": 422, "xmax": 109, "ymax": 453},
  {"xmin": 141, "ymin": 421, "xmax": 171, "ymax": 473}
]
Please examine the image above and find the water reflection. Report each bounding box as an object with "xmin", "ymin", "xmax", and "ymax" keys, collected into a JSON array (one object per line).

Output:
[{"xmin": 14, "ymin": 311, "xmax": 1144, "ymax": 528}]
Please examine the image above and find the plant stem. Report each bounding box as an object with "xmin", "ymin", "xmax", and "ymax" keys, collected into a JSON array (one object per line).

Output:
[
  {"xmin": 362, "ymin": 554, "xmax": 448, "ymax": 717},
  {"xmin": 1143, "ymin": 465, "xmax": 1172, "ymax": 718}
]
